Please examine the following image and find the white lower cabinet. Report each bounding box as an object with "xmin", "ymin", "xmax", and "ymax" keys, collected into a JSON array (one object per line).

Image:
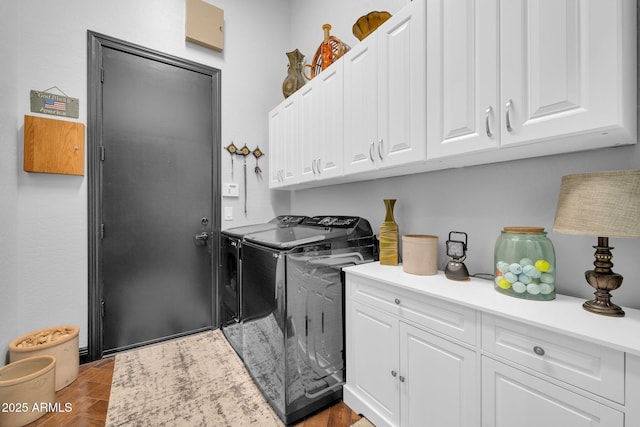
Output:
[
  {"xmin": 345, "ymin": 298, "xmax": 478, "ymax": 426},
  {"xmin": 482, "ymin": 357, "xmax": 623, "ymax": 427},
  {"xmin": 347, "ymin": 302, "xmax": 400, "ymax": 425},
  {"xmin": 401, "ymin": 322, "xmax": 477, "ymax": 427},
  {"xmin": 344, "ymin": 266, "xmax": 639, "ymax": 427}
]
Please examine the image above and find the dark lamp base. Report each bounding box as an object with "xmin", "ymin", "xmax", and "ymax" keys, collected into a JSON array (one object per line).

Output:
[
  {"xmin": 583, "ymin": 236, "xmax": 625, "ymax": 317},
  {"xmin": 583, "ymin": 298, "xmax": 625, "ymax": 317}
]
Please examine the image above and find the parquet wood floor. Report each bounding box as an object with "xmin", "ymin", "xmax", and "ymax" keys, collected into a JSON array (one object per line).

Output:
[{"xmin": 26, "ymin": 357, "xmax": 362, "ymax": 427}]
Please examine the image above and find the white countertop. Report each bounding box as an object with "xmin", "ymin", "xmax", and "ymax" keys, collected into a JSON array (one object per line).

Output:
[{"xmin": 344, "ymin": 262, "xmax": 640, "ymax": 357}]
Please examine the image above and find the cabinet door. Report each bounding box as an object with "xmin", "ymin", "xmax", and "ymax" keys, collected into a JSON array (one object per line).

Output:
[
  {"xmin": 482, "ymin": 357, "xmax": 623, "ymax": 427},
  {"xmin": 281, "ymin": 94, "xmax": 298, "ymax": 186},
  {"xmin": 268, "ymin": 105, "xmax": 284, "ymax": 188},
  {"xmin": 377, "ymin": 0, "xmax": 427, "ymax": 167},
  {"xmin": 426, "ymin": 0, "xmax": 499, "ymax": 159},
  {"xmin": 401, "ymin": 323, "xmax": 478, "ymax": 427},
  {"xmin": 348, "ymin": 301, "xmax": 400, "ymax": 426},
  {"xmin": 500, "ymin": 0, "xmax": 628, "ymax": 147},
  {"xmin": 298, "ymin": 81, "xmax": 319, "ymax": 183},
  {"xmin": 344, "ymin": 33, "xmax": 379, "ymax": 175},
  {"xmin": 317, "ymin": 61, "xmax": 344, "ymax": 179}
]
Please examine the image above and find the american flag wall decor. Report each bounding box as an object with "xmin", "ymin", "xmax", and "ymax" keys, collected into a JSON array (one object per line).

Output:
[{"xmin": 30, "ymin": 89, "xmax": 79, "ymax": 118}]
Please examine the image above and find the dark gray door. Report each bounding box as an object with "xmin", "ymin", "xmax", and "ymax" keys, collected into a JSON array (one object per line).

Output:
[{"xmin": 100, "ymin": 46, "xmax": 215, "ymax": 353}]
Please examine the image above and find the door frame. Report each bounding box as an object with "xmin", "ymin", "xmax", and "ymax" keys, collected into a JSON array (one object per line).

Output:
[{"xmin": 86, "ymin": 31, "xmax": 221, "ymax": 361}]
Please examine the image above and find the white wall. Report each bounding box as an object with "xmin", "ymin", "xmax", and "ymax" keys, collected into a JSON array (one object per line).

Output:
[
  {"xmin": 288, "ymin": 0, "xmax": 640, "ymax": 309},
  {"xmin": 2, "ymin": 0, "xmax": 290, "ymax": 359},
  {"xmin": 0, "ymin": 1, "xmax": 20, "ymax": 363},
  {"xmin": 291, "ymin": 147, "xmax": 640, "ymax": 308}
]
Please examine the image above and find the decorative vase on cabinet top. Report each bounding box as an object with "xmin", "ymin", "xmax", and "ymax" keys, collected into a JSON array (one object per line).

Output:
[
  {"xmin": 379, "ymin": 199, "xmax": 399, "ymax": 265},
  {"xmin": 282, "ymin": 49, "xmax": 306, "ymax": 99}
]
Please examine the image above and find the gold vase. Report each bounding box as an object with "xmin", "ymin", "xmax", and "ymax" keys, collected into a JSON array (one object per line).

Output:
[
  {"xmin": 379, "ymin": 199, "xmax": 399, "ymax": 265},
  {"xmin": 282, "ymin": 49, "xmax": 306, "ymax": 99}
]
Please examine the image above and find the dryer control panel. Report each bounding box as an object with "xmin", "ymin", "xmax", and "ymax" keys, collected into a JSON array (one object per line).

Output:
[{"xmin": 302, "ymin": 216, "xmax": 360, "ymax": 228}]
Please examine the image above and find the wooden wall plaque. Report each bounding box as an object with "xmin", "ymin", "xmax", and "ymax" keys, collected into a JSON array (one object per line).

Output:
[
  {"xmin": 24, "ymin": 115, "xmax": 85, "ymax": 176},
  {"xmin": 185, "ymin": 0, "xmax": 224, "ymax": 51}
]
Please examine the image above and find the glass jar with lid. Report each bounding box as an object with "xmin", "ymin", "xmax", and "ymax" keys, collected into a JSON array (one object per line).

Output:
[{"xmin": 494, "ymin": 227, "xmax": 556, "ymax": 301}]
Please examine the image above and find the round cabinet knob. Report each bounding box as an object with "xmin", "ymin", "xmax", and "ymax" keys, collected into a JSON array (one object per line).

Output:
[
  {"xmin": 394, "ymin": 298, "xmax": 401, "ymax": 305},
  {"xmin": 399, "ymin": 376, "xmax": 405, "ymax": 383},
  {"xmin": 391, "ymin": 370, "xmax": 397, "ymax": 377},
  {"xmin": 533, "ymin": 346, "xmax": 545, "ymax": 356}
]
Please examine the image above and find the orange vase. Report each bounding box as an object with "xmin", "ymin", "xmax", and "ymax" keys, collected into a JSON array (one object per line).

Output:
[{"xmin": 320, "ymin": 24, "xmax": 334, "ymax": 70}]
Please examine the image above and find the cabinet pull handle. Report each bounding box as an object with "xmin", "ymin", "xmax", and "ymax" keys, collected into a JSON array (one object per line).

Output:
[
  {"xmin": 317, "ymin": 158, "xmax": 321, "ymax": 174},
  {"xmin": 394, "ymin": 298, "xmax": 401, "ymax": 305},
  {"xmin": 311, "ymin": 159, "xmax": 316, "ymax": 175},
  {"xmin": 369, "ymin": 142, "xmax": 375, "ymax": 162},
  {"xmin": 505, "ymin": 99, "xmax": 513, "ymax": 132},
  {"xmin": 391, "ymin": 370, "xmax": 397, "ymax": 377},
  {"xmin": 485, "ymin": 106, "xmax": 493, "ymax": 138},
  {"xmin": 377, "ymin": 139, "xmax": 384, "ymax": 160},
  {"xmin": 533, "ymin": 346, "xmax": 545, "ymax": 356},
  {"xmin": 399, "ymin": 375, "xmax": 405, "ymax": 383}
]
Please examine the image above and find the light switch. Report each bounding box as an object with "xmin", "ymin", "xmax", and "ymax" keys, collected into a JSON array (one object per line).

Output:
[
  {"xmin": 224, "ymin": 207, "xmax": 233, "ymax": 220},
  {"xmin": 223, "ymin": 183, "xmax": 240, "ymax": 197}
]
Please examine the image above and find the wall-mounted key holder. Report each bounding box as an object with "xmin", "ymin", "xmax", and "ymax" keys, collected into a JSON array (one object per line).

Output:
[{"xmin": 224, "ymin": 141, "xmax": 266, "ymax": 216}]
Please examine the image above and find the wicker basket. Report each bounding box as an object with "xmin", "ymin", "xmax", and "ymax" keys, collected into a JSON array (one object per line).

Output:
[{"xmin": 9, "ymin": 325, "xmax": 79, "ymax": 391}]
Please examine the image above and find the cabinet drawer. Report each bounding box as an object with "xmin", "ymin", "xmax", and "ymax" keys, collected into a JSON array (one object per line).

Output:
[
  {"xmin": 482, "ymin": 314, "xmax": 624, "ymax": 403},
  {"xmin": 348, "ymin": 274, "xmax": 476, "ymax": 345},
  {"xmin": 482, "ymin": 357, "xmax": 623, "ymax": 427}
]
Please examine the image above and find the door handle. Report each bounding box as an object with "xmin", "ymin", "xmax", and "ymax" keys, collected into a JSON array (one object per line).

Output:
[
  {"xmin": 505, "ymin": 99, "xmax": 513, "ymax": 133},
  {"xmin": 194, "ymin": 232, "xmax": 209, "ymax": 246},
  {"xmin": 485, "ymin": 106, "xmax": 493, "ymax": 138}
]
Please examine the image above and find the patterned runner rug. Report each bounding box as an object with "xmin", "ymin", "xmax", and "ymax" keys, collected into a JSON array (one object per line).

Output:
[{"xmin": 105, "ymin": 330, "xmax": 283, "ymax": 426}]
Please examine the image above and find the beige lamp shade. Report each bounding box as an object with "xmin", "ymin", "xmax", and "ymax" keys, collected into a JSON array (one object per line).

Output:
[{"xmin": 553, "ymin": 170, "xmax": 640, "ymax": 237}]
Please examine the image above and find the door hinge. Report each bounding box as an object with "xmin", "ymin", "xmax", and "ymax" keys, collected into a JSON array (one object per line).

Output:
[
  {"xmin": 100, "ymin": 146, "xmax": 105, "ymax": 161},
  {"xmin": 101, "ymin": 300, "xmax": 105, "ymax": 318},
  {"xmin": 100, "ymin": 223, "xmax": 105, "ymax": 239}
]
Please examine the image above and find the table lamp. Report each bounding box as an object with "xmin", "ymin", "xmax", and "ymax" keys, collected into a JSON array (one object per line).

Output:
[{"xmin": 553, "ymin": 170, "xmax": 640, "ymax": 317}]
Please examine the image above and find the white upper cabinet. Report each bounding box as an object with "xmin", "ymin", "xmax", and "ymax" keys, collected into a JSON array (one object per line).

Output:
[
  {"xmin": 269, "ymin": 0, "xmax": 636, "ymax": 189},
  {"xmin": 318, "ymin": 62, "xmax": 344, "ymax": 178},
  {"xmin": 500, "ymin": 0, "xmax": 634, "ymax": 148},
  {"xmin": 299, "ymin": 61, "xmax": 344, "ymax": 184},
  {"xmin": 426, "ymin": 0, "xmax": 500, "ymax": 159},
  {"xmin": 344, "ymin": 0, "xmax": 426, "ymax": 175},
  {"xmin": 344, "ymin": 32, "xmax": 380, "ymax": 175},
  {"xmin": 268, "ymin": 94, "xmax": 298, "ymax": 188},
  {"xmin": 427, "ymin": 0, "xmax": 636, "ymax": 161},
  {"xmin": 377, "ymin": 1, "xmax": 427, "ymax": 168},
  {"xmin": 268, "ymin": 104, "xmax": 284, "ymax": 188},
  {"xmin": 298, "ymin": 79, "xmax": 320, "ymax": 183}
]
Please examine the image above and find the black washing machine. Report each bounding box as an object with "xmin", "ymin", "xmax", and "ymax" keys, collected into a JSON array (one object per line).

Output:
[
  {"xmin": 240, "ymin": 216, "xmax": 377, "ymax": 425},
  {"xmin": 219, "ymin": 215, "xmax": 307, "ymax": 357}
]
